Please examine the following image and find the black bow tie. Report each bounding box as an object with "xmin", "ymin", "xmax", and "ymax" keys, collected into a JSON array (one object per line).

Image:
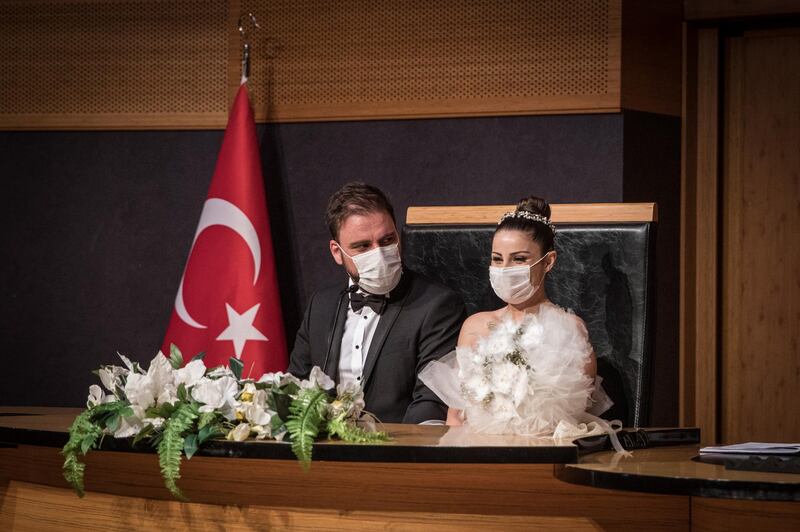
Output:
[{"xmin": 350, "ymin": 291, "xmax": 386, "ymax": 314}]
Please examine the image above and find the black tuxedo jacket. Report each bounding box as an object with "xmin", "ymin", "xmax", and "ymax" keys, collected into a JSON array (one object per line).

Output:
[{"xmin": 287, "ymin": 270, "xmax": 466, "ymax": 423}]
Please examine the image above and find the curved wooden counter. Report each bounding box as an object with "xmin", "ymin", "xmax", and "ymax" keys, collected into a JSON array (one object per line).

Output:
[
  {"xmin": 0, "ymin": 407, "xmax": 689, "ymax": 530},
  {"xmin": 558, "ymin": 445, "xmax": 800, "ymax": 501},
  {"xmin": 557, "ymin": 446, "xmax": 800, "ymax": 529}
]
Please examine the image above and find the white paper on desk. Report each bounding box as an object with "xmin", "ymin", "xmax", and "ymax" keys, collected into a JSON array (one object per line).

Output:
[{"xmin": 699, "ymin": 442, "xmax": 800, "ymax": 455}]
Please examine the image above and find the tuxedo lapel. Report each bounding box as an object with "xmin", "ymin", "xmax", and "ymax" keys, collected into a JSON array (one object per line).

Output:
[
  {"xmin": 323, "ymin": 290, "xmax": 350, "ymax": 381},
  {"xmin": 361, "ymin": 275, "xmax": 411, "ymax": 387}
]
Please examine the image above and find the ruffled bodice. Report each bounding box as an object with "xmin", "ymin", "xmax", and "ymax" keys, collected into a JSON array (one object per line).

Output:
[{"xmin": 420, "ymin": 303, "xmax": 619, "ymax": 442}]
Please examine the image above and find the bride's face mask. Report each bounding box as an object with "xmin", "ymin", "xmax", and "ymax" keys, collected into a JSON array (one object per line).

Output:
[{"xmin": 489, "ymin": 252, "xmax": 552, "ymax": 304}]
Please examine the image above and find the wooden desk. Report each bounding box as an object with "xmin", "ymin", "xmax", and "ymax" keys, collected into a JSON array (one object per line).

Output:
[
  {"xmin": 557, "ymin": 446, "xmax": 800, "ymax": 529},
  {"xmin": 7, "ymin": 408, "xmax": 800, "ymax": 531},
  {"xmin": 2, "ymin": 407, "xmax": 796, "ymax": 530}
]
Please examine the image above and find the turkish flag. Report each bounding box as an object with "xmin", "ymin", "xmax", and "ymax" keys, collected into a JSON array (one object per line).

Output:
[{"xmin": 161, "ymin": 83, "xmax": 287, "ymax": 377}]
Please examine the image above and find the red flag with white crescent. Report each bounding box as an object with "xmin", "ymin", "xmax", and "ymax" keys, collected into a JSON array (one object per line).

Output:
[{"xmin": 161, "ymin": 83, "xmax": 287, "ymax": 377}]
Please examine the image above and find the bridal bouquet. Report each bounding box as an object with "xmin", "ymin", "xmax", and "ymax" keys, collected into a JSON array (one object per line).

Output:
[
  {"xmin": 62, "ymin": 346, "xmax": 388, "ymax": 501},
  {"xmin": 454, "ymin": 308, "xmax": 595, "ymax": 436}
]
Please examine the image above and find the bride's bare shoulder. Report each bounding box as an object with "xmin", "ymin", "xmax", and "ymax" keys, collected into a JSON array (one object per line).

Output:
[{"xmin": 458, "ymin": 309, "xmax": 505, "ymax": 347}]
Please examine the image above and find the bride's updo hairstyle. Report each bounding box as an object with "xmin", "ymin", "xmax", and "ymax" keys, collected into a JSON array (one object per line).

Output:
[{"xmin": 496, "ymin": 196, "xmax": 555, "ymax": 253}]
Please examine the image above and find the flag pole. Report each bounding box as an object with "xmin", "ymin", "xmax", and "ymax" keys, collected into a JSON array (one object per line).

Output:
[{"xmin": 238, "ymin": 13, "xmax": 260, "ymax": 84}]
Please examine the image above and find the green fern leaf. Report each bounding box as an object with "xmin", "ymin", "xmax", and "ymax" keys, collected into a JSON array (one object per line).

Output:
[
  {"xmin": 285, "ymin": 388, "xmax": 329, "ymax": 468},
  {"xmin": 156, "ymin": 402, "xmax": 198, "ymax": 501},
  {"xmin": 327, "ymin": 417, "xmax": 389, "ymax": 444},
  {"xmin": 197, "ymin": 411, "xmax": 217, "ymax": 429},
  {"xmin": 61, "ymin": 402, "xmax": 129, "ymax": 497},
  {"xmin": 61, "ymin": 409, "xmax": 99, "ymax": 497}
]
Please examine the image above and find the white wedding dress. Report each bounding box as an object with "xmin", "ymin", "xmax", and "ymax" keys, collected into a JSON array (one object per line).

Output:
[{"xmin": 420, "ymin": 302, "xmax": 627, "ymax": 452}]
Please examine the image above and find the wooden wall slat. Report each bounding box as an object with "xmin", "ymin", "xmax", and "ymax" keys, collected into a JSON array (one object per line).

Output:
[
  {"xmin": 680, "ymin": 28, "xmax": 719, "ymax": 444},
  {"xmin": 406, "ymin": 203, "xmax": 657, "ymax": 225}
]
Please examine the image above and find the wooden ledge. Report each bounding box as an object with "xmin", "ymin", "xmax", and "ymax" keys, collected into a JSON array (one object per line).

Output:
[{"xmin": 406, "ymin": 203, "xmax": 657, "ymax": 225}]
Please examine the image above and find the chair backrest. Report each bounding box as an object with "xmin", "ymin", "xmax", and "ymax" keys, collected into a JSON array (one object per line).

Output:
[{"xmin": 402, "ymin": 203, "xmax": 657, "ymax": 427}]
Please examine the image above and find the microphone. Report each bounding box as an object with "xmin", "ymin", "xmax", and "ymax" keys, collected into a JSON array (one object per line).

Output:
[{"xmin": 322, "ymin": 284, "xmax": 359, "ymax": 375}]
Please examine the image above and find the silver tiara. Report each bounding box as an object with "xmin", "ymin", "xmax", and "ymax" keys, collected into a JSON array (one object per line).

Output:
[{"xmin": 499, "ymin": 211, "xmax": 556, "ymax": 233}]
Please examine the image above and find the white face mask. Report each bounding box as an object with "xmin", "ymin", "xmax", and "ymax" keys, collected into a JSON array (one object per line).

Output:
[
  {"xmin": 338, "ymin": 243, "xmax": 403, "ymax": 295},
  {"xmin": 489, "ymin": 252, "xmax": 550, "ymax": 304}
]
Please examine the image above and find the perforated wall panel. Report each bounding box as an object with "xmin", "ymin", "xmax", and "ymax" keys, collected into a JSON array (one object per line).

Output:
[
  {"xmin": 1, "ymin": 0, "xmax": 621, "ymax": 128},
  {"xmin": 0, "ymin": 0, "xmax": 230, "ymax": 129},
  {"xmin": 243, "ymin": 0, "xmax": 620, "ymax": 121}
]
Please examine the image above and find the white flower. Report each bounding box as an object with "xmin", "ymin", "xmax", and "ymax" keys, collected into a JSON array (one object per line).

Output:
[
  {"xmin": 519, "ymin": 320, "xmax": 545, "ymax": 350},
  {"xmin": 191, "ymin": 375, "xmax": 240, "ymax": 420},
  {"xmin": 304, "ymin": 367, "xmax": 334, "ymax": 391},
  {"xmin": 257, "ymin": 372, "xmax": 284, "ymax": 386},
  {"xmin": 206, "ymin": 366, "xmax": 235, "ymax": 379},
  {"xmin": 251, "ymin": 424, "xmax": 271, "ymax": 440},
  {"xmin": 144, "ymin": 416, "xmax": 165, "ymax": 429},
  {"xmin": 117, "ymin": 353, "xmax": 139, "ymax": 373},
  {"xmin": 122, "ymin": 353, "xmax": 186, "ymax": 409},
  {"xmin": 175, "ymin": 359, "xmax": 206, "ymax": 388},
  {"xmin": 227, "ymin": 423, "xmax": 251, "ymax": 441},
  {"xmin": 463, "ymin": 372, "xmax": 490, "ymax": 402},
  {"xmin": 491, "ymin": 360, "xmax": 520, "ymax": 394},
  {"xmin": 331, "ymin": 382, "xmax": 365, "ymax": 418},
  {"xmin": 278, "ymin": 373, "xmax": 301, "ymax": 387},
  {"xmin": 98, "ymin": 366, "xmax": 127, "ymax": 392},
  {"xmin": 239, "ymin": 382, "xmax": 258, "ymax": 402},
  {"xmin": 113, "ymin": 415, "xmax": 143, "ymax": 438},
  {"xmin": 510, "ymin": 369, "xmax": 530, "ymax": 407},
  {"xmin": 156, "ymin": 385, "xmax": 178, "ymax": 406},
  {"xmin": 479, "ymin": 333, "xmax": 515, "ymax": 361},
  {"xmin": 87, "ymin": 385, "xmax": 104, "ymax": 407},
  {"xmin": 146, "ymin": 352, "xmax": 175, "ymax": 393},
  {"xmin": 124, "ymin": 372, "xmax": 156, "ymax": 410},
  {"xmin": 109, "ymin": 403, "xmax": 150, "ymax": 438},
  {"xmin": 243, "ymin": 402, "xmax": 272, "ymax": 426}
]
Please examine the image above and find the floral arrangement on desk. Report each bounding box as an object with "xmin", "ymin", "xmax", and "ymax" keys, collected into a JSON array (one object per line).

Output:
[{"xmin": 62, "ymin": 346, "xmax": 388, "ymax": 501}]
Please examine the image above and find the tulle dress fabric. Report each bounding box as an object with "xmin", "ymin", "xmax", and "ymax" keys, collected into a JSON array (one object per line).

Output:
[{"xmin": 420, "ymin": 303, "xmax": 625, "ymax": 450}]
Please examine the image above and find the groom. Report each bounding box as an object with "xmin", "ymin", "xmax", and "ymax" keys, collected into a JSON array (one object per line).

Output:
[{"xmin": 287, "ymin": 183, "xmax": 466, "ymax": 423}]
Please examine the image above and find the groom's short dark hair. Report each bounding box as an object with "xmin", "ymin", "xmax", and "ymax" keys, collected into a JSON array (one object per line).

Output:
[{"xmin": 325, "ymin": 182, "xmax": 396, "ymax": 240}]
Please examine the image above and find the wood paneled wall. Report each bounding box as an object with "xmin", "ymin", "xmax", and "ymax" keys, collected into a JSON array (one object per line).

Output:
[
  {"xmin": 0, "ymin": 0, "xmax": 681, "ymax": 129},
  {"xmin": 682, "ymin": 19, "xmax": 800, "ymax": 444},
  {"xmin": 720, "ymin": 28, "xmax": 800, "ymax": 443}
]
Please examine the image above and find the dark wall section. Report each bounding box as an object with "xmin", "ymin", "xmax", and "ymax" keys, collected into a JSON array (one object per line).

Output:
[
  {"xmin": 622, "ymin": 111, "xmax": 682, "ymax": 426},
  {"xmin": 1, "ymin": 131, "xmax": 218, "ymax": 406},
  {"xmin": 2, "ymin": 114, "xmax": 637, "ymax": 411},
  {"xmin": 262, "ymin": 114, "xmax": 625, "ymax": 339}
]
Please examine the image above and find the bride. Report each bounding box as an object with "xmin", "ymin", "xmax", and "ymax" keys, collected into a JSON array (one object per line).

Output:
[{"xmin": 421, "ymin": 196, "xmax": 619, "ymax": 442}]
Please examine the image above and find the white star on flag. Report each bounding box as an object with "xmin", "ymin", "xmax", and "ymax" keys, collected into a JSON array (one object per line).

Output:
[{"xmin": 216, "ymin": 303, "xmax": 269, "ymax": 358}]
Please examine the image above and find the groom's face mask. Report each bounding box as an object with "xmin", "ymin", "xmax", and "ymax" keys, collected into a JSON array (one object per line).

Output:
[
  {"xmin": 331, "ymin": 210, "xmax": 402, "ymax": 295},
  {"xmin": 489, "ymin": 252, "xmax": 552, "ymax": 304},
  {"xmin": 337, "ymin": 243, "xmax": 402, "ymax": 295}
]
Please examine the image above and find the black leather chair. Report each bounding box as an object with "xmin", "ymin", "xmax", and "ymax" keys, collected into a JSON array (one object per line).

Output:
[{"xmin": 402, "ymin": 205, "xmax": 656, "ymax": 427}]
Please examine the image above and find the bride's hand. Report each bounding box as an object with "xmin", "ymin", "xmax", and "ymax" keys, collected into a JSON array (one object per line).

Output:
[{"xmin": 446, "ymin": 408, "xmax": 464, "ymax": 426}]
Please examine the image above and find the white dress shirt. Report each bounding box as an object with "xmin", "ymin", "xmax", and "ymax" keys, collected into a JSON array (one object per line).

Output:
[{"xmin": 338, "ymin": 286, "xmax": 382, "ymax": 386}]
